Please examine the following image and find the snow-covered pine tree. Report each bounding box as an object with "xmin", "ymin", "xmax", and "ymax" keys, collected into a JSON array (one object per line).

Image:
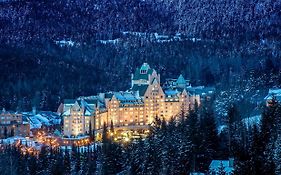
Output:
[
  {"xmin": 217, "ymin": 161, "xmax": 226, "ymax": 175},
  {"xmin": 274, "ymin": 134, "xmax": 281, "ymax": 175}
]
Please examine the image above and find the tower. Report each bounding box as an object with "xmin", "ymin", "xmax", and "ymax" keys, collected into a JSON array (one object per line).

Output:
[{"xmin": 131, "ymin": 63, "xmax": 160, "ymax": 87}]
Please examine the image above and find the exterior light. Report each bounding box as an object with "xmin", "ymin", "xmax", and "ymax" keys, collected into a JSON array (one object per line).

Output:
[{"xmin": 124, "ymin": 137, "xmax": 129, "ymax": 142}]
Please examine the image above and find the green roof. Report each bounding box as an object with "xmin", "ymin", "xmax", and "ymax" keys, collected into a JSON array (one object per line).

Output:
[
  {"xmin": 131, "ymin": 85, "xmax": 149, "ymax": 96},
  {"xmin": 64, "ymin": 99, "xmax": 76, "ymax": 104},
  {"xmin": 176, "ymin": 74, "xmax": 186, "ymax": 85},
  {"xmin": 104, "ymin": 93, "xmax": 114, "ymax": 99},
  {"xmin": 132, "ymin": 63, "xmax": 154, "ymax": 80}
]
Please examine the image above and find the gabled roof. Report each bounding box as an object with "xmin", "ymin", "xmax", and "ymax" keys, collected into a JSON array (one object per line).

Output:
[
  {"xmin": 131, "ymin": 84, "xmax": 149, "ymax": 96},
  {"xmin": 209, "ymin": 160, "xmax": 234, "ymax": 174},
  {"xmin": 264, "ymin": 88, "xmax": 281, "ymax": 101},
  {"xmin": 176, "ymin": 74, "xmax": 186, "ymax": 85},
  {"xmin": 132, "ymin": 63, "xmax": 154, "ymax": 80}
]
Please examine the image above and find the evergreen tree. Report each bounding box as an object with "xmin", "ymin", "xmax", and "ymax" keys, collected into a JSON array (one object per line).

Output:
[
  {"xmin": 64, "ymin": 149, "xmax": 71, "ymax": 175},
  {"xmin": 198, "ymin": 106, "xmax": 219, "ymax": 170},
  {"xmin": 274, "ymin": 134, "xmax": 281, "ymax": 175},
  {"xmin": 74, "ymin": 146, "xmax": 81, "ymax": 173},
  {"xmin": 86, "ymin": 151, "xmax": 97, "ymax": 175},
  {"xmin": 226, "ymin": 103, "xmax": 240, "ymax": 156},
  {"xmin": 129, "ymin": 138, "xmax": 145, "ymax": 175},
  {"xmin": 52, "ymin": 150, "xmax": 64, "ymax": 175},
  {"xmin": 217, "ymin": 161, "xmax": 226, "ymax": 175},
  {"xmin": 101, "ymin": 122, "xmax": 123, "ymax": 175},
  {"xmin": 186, "ymin": 107, "xmax": 199, "ymax": 171}
]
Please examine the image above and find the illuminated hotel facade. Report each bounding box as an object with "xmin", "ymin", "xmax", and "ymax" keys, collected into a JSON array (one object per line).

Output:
[{"xmin": 61, "ymin": 63, "xmax": 214, "ymax": 139}]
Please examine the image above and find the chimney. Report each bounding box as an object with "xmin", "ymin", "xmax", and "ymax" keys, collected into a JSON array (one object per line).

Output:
[
  {"xmin": 229, "ymin": 157, "xmax": 234, "ymax": 167},
  {"xmin": 131, "ymin": 73, "xmax": 134, "ymax": 88},
  {"xmin": 32, "ymin": 107, "xmax": 37, "ymax": 115}
]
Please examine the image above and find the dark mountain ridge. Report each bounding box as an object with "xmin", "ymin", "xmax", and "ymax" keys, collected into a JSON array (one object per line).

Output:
[{"xmin": 0, "ymin": 0, "xmax": 281, "ymax": 112}]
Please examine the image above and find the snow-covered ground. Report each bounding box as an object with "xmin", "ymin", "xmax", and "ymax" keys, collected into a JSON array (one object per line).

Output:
[
  {"xmin": 1, "ymin": 136, "xmax": 42, "ymax": 150},
  {"xmin": 97, "ymin": 31, "xmax": 204, "ymax": 45},
  {"xmin": 55, "ymin": 40, "xmax": 75, "ymax": 47},
  {"xmin": 217, "ymin": 115, "xmax": 261, "ymax": 134},
  {"xmin": 242, "ymin": 115, "xmax": 261, "ymax": 129},
  {"xmin": 60, "ymin": 143, "xmax": 100, "ymax": 153}
]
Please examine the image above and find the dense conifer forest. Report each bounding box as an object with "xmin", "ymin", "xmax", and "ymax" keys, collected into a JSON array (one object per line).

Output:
[
  {"xmin": 1, "ymin": 100, "xmax": 281, "ymax": 174},
  {"xmin": 0, "ymin": 0, "xmax": 281, "ymax": 174}
]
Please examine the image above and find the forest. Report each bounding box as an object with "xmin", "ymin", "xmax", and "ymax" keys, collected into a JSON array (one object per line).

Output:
[
  {"xmin": 0, "ymin": 0, "xmax": 281, "ymax": 174},
  {"xmin": 0, "ymin": 0, "xmax": 281, "ymax": 113},
  {"xmin": 0, "ymin": 99, "xmax": 281, "ymax": 174}
]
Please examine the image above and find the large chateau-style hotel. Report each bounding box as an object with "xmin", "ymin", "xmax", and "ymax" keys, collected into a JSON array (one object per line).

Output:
[{"xmin": 59, "ymin": 63, "xmax": 214, "ymax": 140}]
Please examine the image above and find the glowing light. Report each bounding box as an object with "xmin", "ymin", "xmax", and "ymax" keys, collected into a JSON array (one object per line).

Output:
[{"xmin": 124, "ymin": 137, "xmax": 130, "ymax": 142}]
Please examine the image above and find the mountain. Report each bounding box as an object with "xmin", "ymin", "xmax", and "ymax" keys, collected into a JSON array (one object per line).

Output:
[
  {"xmin": 0, "ymin": 0, "xmax": 280, "ymax": 112},
  {"xmin": 1, "ymin": 0, "xmax": 281, "ymax": 47}
]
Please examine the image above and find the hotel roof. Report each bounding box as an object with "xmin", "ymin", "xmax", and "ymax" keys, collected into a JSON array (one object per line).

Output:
[
  {"xmin": 131, "ymin": 84, "xmax": 149, "ymax": 96},
  {"xmin": 132, "ymin": 63, "xmax": 154, "ymax": 80}
]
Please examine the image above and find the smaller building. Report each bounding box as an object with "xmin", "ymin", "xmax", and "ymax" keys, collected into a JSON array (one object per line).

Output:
[
  {"xmin": 209, "ymin": 158, "xmax": 234, "ymax": 175},
  {"xmin": 189, "ymin": 172, "xmax": 205, "ymax": 175},
  {"xmin": 264, "ymin": 88, "xmax": 281, "ymax": 106},
  {"xmin": 0, "ymin": 109, "xmax": 30, "ymax": 139}
]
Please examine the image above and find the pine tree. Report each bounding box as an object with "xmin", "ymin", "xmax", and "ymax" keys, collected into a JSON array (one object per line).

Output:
[
  {"xmin": 74, "ymin": 146, "xmax": 81, "ymax": 173},
  {"xmin": 186, "ymin": 107, "xmax": 199, "ymax": 171},
  {"xmin": 129, "ymin": 138, "xmax": 145, "ymax": 175},
  {"xmin": 198, "ymin": 106, "xmax": 219, "ymax": 170},
  {"xmin": 86, "ymin": 151, "xmax": 97, "ymax": 175},
  {"xmin": 217, "ymin": 161, "xmax": 226, "ymax": 175},
  {"xmin": 142, "ymin": 136, "xmax": 161, "ymax": 175},
  {"xmin": 101, "ymin": 122, "xmax": 124, "ymax": 175},
  {"xmin": 226, "ymin": 103, "xmax": 240, "ymax": 156},
  {"xmin": 274, "ymin": 134, "xmax": 281, "ymax": 174},
  {"xmin": 249, "ymin": 125, "xmax": 263, "ymax": 175},
  {"xmin": 52, "ymin": 150, "xmax": 64, "ymax": 175},
  {"xmin": 64, "ymin": 149, "xmax": 71, "ymax": 175}
]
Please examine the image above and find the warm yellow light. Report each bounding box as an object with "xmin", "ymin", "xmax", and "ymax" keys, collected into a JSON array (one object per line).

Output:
[{"xmin": 124, "ymin": 137, "xmax": 129, "ymax": 142}]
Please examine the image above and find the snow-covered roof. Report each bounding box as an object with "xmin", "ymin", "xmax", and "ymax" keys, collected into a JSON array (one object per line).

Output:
[
  {"xmin": 165, "ymin": 89, "xmax": 179, "ymax": 96},
  {"xmin": 187, "ymin": 86, "xmax": 215, "ymax": 96},
  {"xmin": 23, "ymin": 111, "xmax": 61, "ymax": 129},
  {"xmin": 264, "ymin": 88, "xmax": 281, "ymax": 101},
  {"xmin": 112, "ymin": 91, "xmax": 142, "ymax": 105},
  {"xmin": 209, "ymin": 159, "xmax": 234, "ymax": 174}
]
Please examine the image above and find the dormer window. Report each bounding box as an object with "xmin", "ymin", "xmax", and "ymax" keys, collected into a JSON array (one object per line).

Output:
[{"xmin": 140, "ymin": 69, "xmax": 147, "ymax": 74}]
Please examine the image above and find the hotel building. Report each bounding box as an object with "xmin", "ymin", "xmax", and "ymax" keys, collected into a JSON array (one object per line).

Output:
[{"xmin": 61, "ymin": 63, "xmax": 214, "ymax": 138}]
